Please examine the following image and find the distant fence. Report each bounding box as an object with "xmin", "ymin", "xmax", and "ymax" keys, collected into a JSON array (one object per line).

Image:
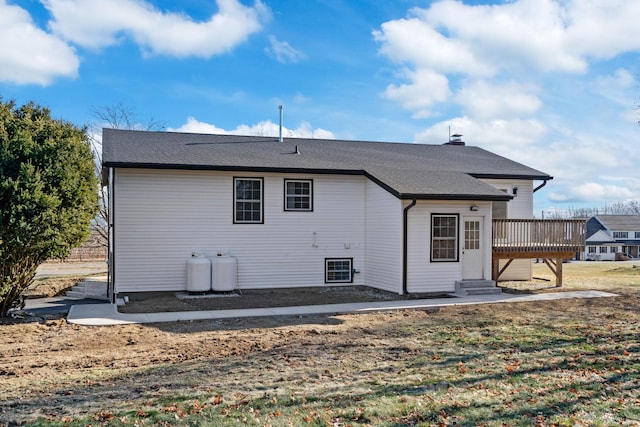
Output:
[
  {"xmin": 47, "ymin": 232, "xmax": 107, "ymax": 262},
  {"xmin": 65, "ymin": 245, "xmax": 107, "ymax": 261}
]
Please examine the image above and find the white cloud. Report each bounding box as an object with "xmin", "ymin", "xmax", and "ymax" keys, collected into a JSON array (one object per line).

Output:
[
  {"xmin": 43, "ymin": 0, "xmax": 269, "ymax": 58},
  {"xmin": 414, "ymin": 116, "xmax": 547, "ymax": 156},
  {"xmin": 591, "ymin": 68, "xmax": 637, "ymax": 108},
  {"xmin": 565, "ymin": 0, "xmax": 640, "ymax": 60},
  {"xmin": 379, "ymin": 0, "xmax": 588, "ymax": 76},
  {"xmin": 516, "ymin": 130, "xmax": 640, "ymax": 206},
  {"xmin": 383, "ymin": 68, "xmax": 451, "ymax": 118},
  {"xmin": 413, "ymin": 0, "xmax": 597, "ymax": 73},
  {"xmin": 168, "ymin": 117, "xmax": 228, "ymax": 134},
  {"xmin": 373, "ymin": 16, "xmax": 493, "ymax": 76},
  {"xmin": 375, "ymin": 0, "xmax": 640, "ymax": 121},
  {"xmin": 456, "ymin": 80, "xmax": 542, "ymax": 119},
  {"xmin": 550, "ymin": 182, "xmax": 635, "ymax": 203},
  {"xmin": 170, "ymin": 116, "xmax": 335, "ymax": 139},
  {"xmin": 265, "ymin": 36, "xmax": 305, "ymax": 63},
  {"xmin": 0, "ymin": 1, "xmax": 78, "ymax": 85}
]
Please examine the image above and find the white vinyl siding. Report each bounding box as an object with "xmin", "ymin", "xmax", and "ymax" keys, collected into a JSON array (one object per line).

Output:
[
  {"xmin": 481, "ymin": 179, "xmax": 534, "ymax": 281},
  {"xmin": 113, "ymin": 169, "xmax": 366, "ymax": 293},
  {"xmin": 406, "ymin": 200, "xmax": 492, "ymax": 293},
  {"xmin": 364, "ymin": 180, "xmax": 403, "ymax": 293}
]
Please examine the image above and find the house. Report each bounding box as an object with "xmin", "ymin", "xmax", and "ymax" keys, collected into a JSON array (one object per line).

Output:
[
  {"xmin": 102, "ymin": 128, "xmax": 557, "ymax": 301},
  {"xmin": 585, "ymin": 215, "xmax": 640, "ymax": 260}
]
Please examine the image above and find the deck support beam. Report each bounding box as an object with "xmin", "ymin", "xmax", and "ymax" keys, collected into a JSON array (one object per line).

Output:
[
  {"xmin": 541, "ymin": 257, "xmax": 563, "ymax": 287},
  {"xmin": 492, "ymin": 251, "xmax": 574, "ymax": 287}
]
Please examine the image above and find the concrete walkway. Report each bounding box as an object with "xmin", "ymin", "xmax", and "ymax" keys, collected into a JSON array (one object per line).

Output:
[{"xmin": 67, "ymin": 290, "xmax": 617, "ymax": 326}]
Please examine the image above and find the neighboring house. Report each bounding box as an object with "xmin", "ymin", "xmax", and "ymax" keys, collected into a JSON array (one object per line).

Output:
[
  {"xmin": 102, "ymin": 129, "xmax": 554, "ymax": 300},
  {"xmin": 584, "ymin": 215, "xmax": 640, "ymax": 260}
]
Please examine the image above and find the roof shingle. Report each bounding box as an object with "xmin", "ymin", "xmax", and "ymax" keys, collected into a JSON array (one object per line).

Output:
[{"xmin": 102, "ymin": 129, "xmax": 551, "ymax": 200}]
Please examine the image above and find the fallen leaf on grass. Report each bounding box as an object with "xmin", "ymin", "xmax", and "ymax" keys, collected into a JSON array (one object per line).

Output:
[
  {"xmin": 190, "ymin": 400, "xmax": 202, "ymax": 414},
  {"xmin": 161, "ymin": 405, "xmax": 187, "ymax": 418},
  {"xmin": 93, "ymin": 411, "xmax": 114, "ymax": 421}
]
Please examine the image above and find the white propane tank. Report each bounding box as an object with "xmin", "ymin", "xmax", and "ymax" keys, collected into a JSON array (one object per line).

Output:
[
  {"xmin": 211, "ymin": 254, "xmax": 237, "ymax": 292},
  {"xmin": 186, "ymin": 255, "xmax": 211, "ymax": 292}
]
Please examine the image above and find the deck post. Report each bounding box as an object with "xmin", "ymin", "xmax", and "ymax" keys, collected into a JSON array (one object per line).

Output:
[
  {"xmin": 491, "ymin": 255, "xmax": 499, "ymax": 281},
  {"xmin": 556, "ymin": 258, "xmax": 563, "ymax": 288}
]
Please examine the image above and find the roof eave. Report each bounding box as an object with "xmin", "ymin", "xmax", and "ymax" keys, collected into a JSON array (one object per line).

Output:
[
  {"xmin": 399, "ymin": 193, "xmax": 514, "ymax": 202},
  {"xmin": 470, "ymin": 173, "xmax": 553, "ymax": 181},
  {"xmin": 102, "ymin": 162, "xmax": 365, "ymax": 177}
]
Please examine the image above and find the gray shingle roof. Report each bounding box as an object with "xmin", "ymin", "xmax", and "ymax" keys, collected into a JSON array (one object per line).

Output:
[
  {"xmin": 594, "ymin": 215, "xmax": 640, "ymax": 230},
  {"xmin": 102, "ymin": 128, "xmax": 551, "ymax": 200}
]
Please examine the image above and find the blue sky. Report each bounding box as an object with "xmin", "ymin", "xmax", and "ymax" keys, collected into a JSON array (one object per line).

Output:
[{"xmin": 1, "ymin": 0, "xmax": 639, "ymax": 216}]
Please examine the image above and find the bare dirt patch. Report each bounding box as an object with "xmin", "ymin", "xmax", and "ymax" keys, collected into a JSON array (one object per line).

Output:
[
  {"xmin": 2, "ymin": 261, "xmax": 639, "ymax": 426},
  {"xmin": 21, "ymin": 276, "xmax": 86, "ymax": 299},
  {"xmin": 118, "ymin": 286, "xmax": 446, "ymax": 313}
]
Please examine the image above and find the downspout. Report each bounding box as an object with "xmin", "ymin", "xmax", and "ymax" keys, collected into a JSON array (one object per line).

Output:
[
  {"xmin": 108, "ymin": 167, "xmax": 115, "ymax": 304},
  {"xmin": 402, "ymin": 199, "xmax": 417, "ymax": 295},
  {"xmin": 533, "ymin": 180, "xmax": 548, "ymax": 193}
]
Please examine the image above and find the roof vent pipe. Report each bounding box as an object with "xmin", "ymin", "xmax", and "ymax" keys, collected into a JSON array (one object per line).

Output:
[
  {"xmin": 278, "ymin": 105, "xmax": 284, "ymax": 142},
  {"xmin": 444, "ymin": 133, "xmax": 465, "ymax": 146}
]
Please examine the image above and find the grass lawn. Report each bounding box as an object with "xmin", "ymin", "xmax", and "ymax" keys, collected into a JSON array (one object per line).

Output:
[{"xmin": 1, "ymin": 261, "xmax": 639, "ymax": 426}]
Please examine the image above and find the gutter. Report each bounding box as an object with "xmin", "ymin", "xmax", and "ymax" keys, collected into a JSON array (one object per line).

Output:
[{"xmin": 402, "ymin": 199, "xmax": 417, "ymax": 295}]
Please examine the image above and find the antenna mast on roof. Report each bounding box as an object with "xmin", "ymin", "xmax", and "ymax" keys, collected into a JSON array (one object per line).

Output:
[{"xmin": 278, "ymin": 105, "xmax": 284, "ymax": 142}]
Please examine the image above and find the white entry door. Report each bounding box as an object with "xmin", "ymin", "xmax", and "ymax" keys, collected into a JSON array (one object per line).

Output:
[{"xmin": 462, "ymin": 217, "xmax": 484, "ymax": 280}]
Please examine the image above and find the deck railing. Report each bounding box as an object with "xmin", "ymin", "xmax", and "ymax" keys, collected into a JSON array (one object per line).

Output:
[{"xmin": 492, "ymin": 219, "xmax": 586, "ymax": 255}]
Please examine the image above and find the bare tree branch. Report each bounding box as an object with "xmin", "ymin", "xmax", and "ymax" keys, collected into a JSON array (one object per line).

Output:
[{"xmin": 89, "ymin": 103, "xmax": 166, "ymax": 248}]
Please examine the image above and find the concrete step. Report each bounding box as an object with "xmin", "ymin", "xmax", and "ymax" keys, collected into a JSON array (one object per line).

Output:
[
  {"xmin": 453, "ymin": 280, "xmax": 502, "ymax": 296},
  {"xmin": 456, "ymin": 280, "xmax": 496, "ymax": 289},
  {"xmin": 65, "ymin": 277, "xmax": 109, "ymax": 301},
  {"xmin": 65, "ymin": 291, "xmax": 89, "ymax": 299},
  {"xmin": 460, "ymin": 287, "xmax": 503, "ymax": 296}
]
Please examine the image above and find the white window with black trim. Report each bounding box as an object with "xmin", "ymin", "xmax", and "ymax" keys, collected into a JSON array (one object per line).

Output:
[
  {"xmin": 234, "ymin": 177, "xmax": 263, "ymax": 224},
  {"xmin": 431, "ymin": 214, "xmax": 459, "ymax": 262},
  {"xmin": 325, "ymin": 258, "xmax": 353, "ymax": 283},
  {"xmin": 284, "ymin": 179, "xmax": 313, "ymax": 211}
]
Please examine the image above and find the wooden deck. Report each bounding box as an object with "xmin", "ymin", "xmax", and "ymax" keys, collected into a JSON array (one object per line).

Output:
[{"xmin": 492, "ymin": 219, "xmax": 586, "ymax": 287}]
